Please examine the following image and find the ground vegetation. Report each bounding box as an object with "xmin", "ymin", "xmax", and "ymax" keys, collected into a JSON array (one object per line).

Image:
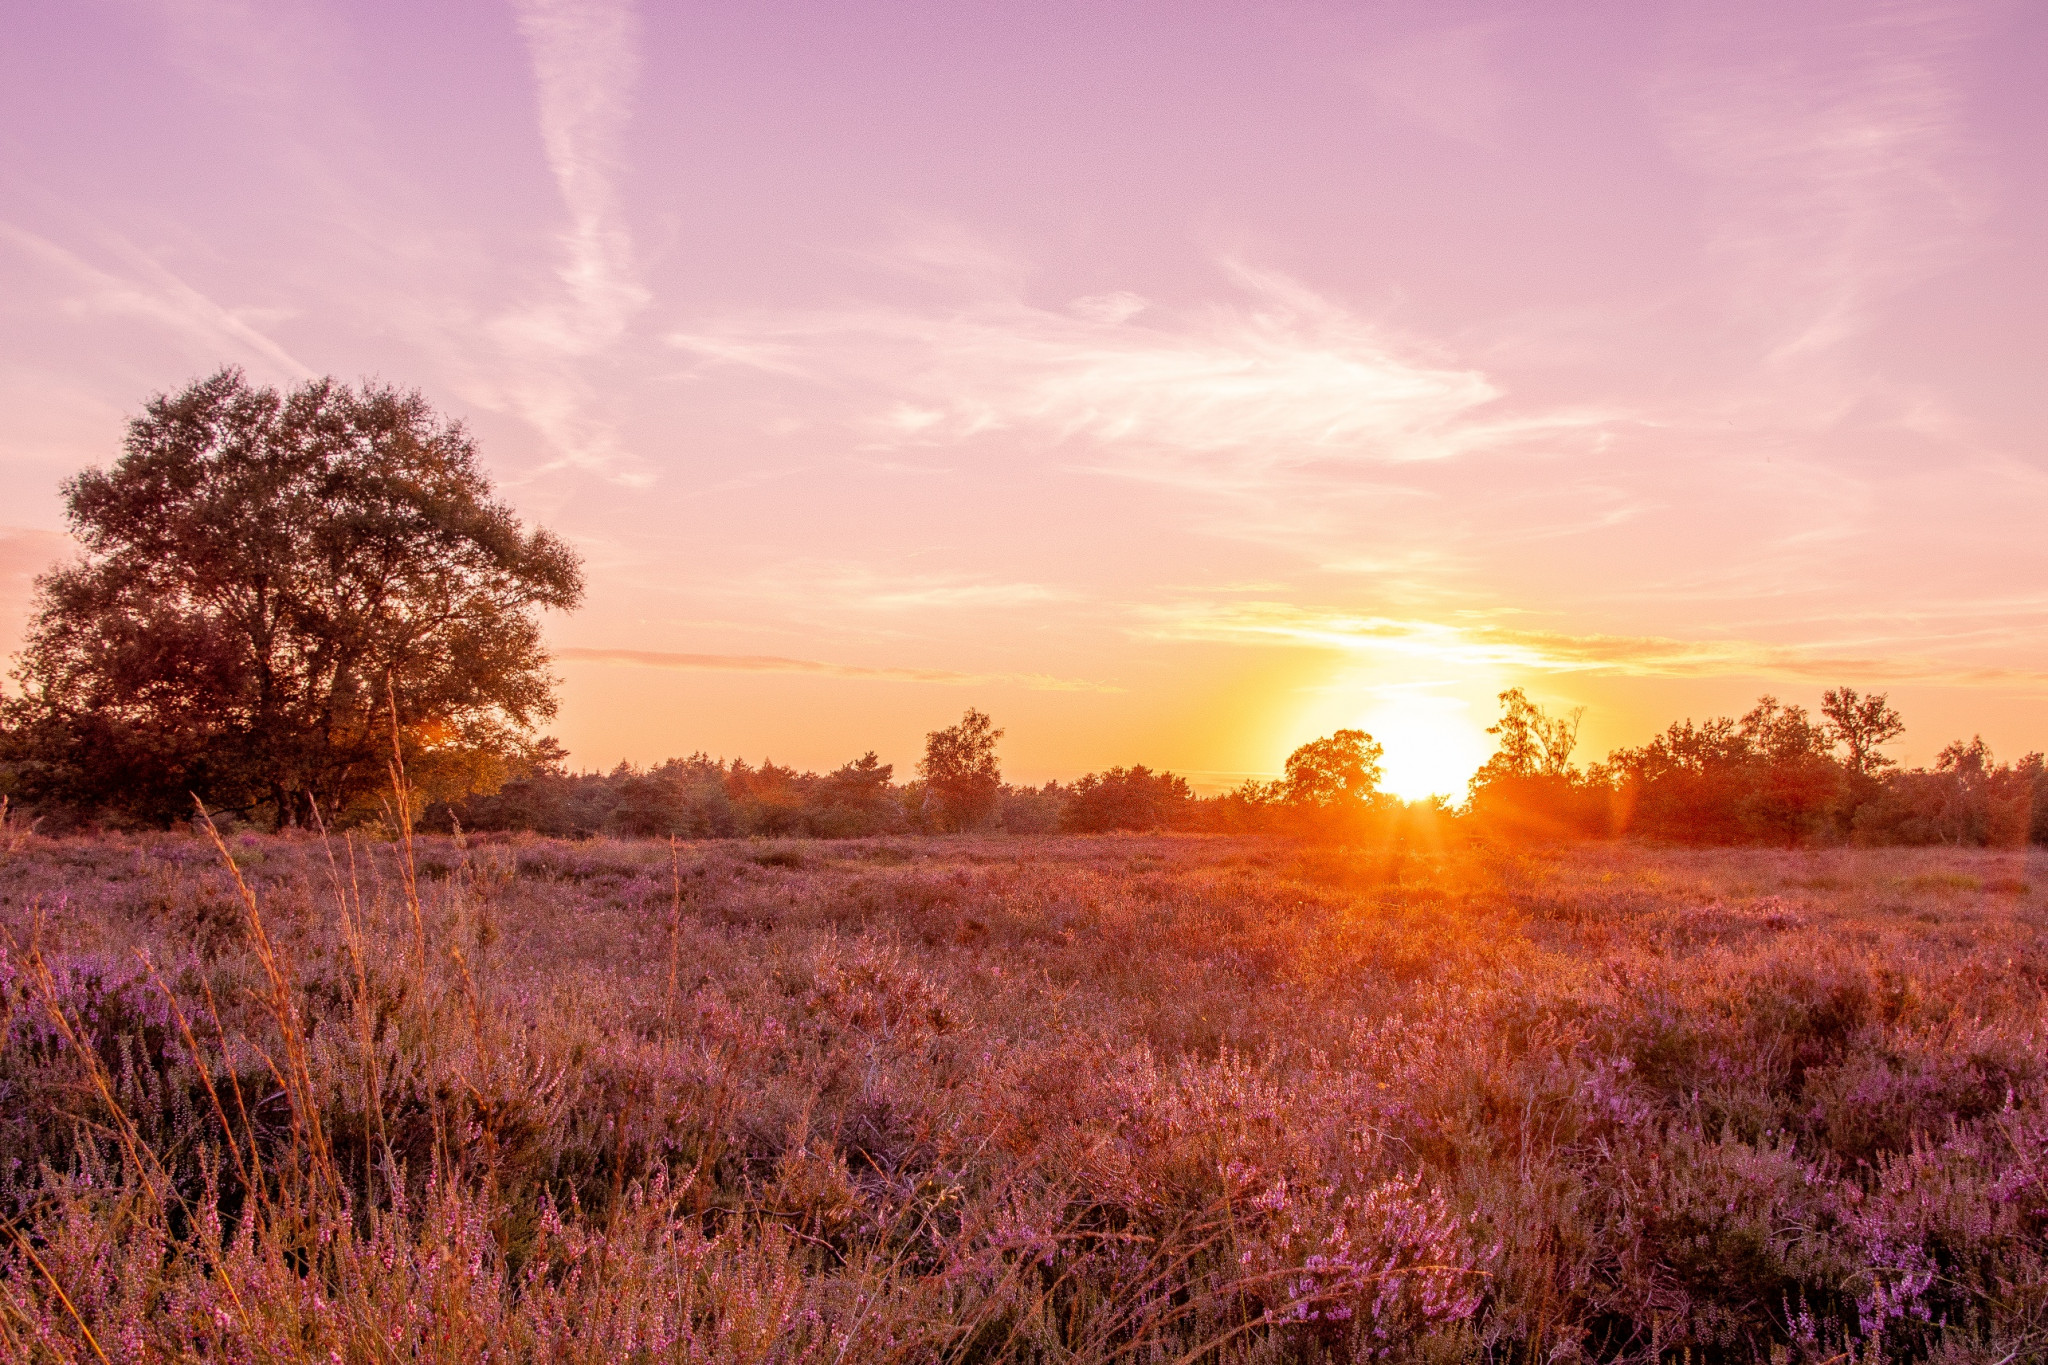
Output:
[{"xmin": 3, "ymin": 827, "xmax": 2047, "ymax": 1360}]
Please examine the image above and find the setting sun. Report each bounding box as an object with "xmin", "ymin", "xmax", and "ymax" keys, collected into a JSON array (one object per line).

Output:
[{"xmin": 1360, "ymin": 692, "xmax": 1495, "ymax": 802}]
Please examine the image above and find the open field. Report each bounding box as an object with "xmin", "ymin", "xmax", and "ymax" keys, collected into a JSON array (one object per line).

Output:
[{"xmin": 3, "ymin": 831, "xmax": 2047, "ymax": 1362}]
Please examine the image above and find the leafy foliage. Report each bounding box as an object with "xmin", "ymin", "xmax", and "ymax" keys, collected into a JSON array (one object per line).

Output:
[
  {"xmin": 1467, "ymin": 685, "xmax": 2048, "ymax": 849},
  {"xmin": 1282, "ymin": 729, "xmax": 1385, "ymax": 810},
  {"xmin": 0, "ymin": 370, "xmax": 582, "ymax": 828},
  {"xmin": 1060, "ymin": 764, "xmax": 1193, "ymax": 832},
  {"xmin": 918, "ymin": 708, "xmax": 1005, "ymax": 832},
  {"xmin": 1823, "ymin": 686, "xmax": 1906, "ymax": 779},
  {"xmin": 1466, "ymin": 689, "xmax": 1606, "ymax": 837},
  {"xmin": 1605, "ymin": 696, "xmax": 1844, "ymax": 844}
]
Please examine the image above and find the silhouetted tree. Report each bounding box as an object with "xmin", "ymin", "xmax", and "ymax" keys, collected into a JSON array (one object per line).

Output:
[
  {"xmin": 1852, "ymin": 737, "xmax": 2043, "ymax": 847},
  {"xmin": 1191, "ymin": 778, "xmax": 1289, "ymax": 834},
  {"xmin": 998, "ymin": 781, "xmax": 1068, "ymax": 833},
  {"xmin": 0, "ymin": 369, "xmax": 582, "ymax": 827},
  {"xmin": 1603, "ymin": 696, "xmax": 1841, "ymax": 845},
  {"xmin": 1472, "ymin": 688, "xmax": 1581, "ymax": 783},
  {"xmin": 1283, "ymin": 730, "xmax": 1384, "ymax": 810},
  {"xmin": 589, "ymin": 756, "xmax": 736, "ymax": 839},
  {"xmin": 1467, "ymin": 689, "xmax": 1605, "ymax": 836},
  {"xmin": 1821, "ymin": 686, "xmax": 1905, "ymax": 778},
  {"xmin": 1062, "ymin": 765, "xmax": 1193, "ymax": 832},
  {"xmin": 725, "ymin": 758, "xmax": 809, "ymax": 834},
  {"xmin": 920, "ymin": 709, "xmax": 1003, "ymax": 831},
  {"xmin": 811, "ymin": 752, "xmax": 905, "ymax": 836},
  {"xmin": 1606, "ymin": 715, "xmax": 1751, "ymax": 841},
  {"xmin": 1735, "ymin": 696, "xmax": 1841, "ymax": 844}
]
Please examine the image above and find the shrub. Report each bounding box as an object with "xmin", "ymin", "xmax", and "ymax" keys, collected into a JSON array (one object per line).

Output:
[{"xmin": 1060, "ymin": 766, "xmax": 1192, "ymax": 832}]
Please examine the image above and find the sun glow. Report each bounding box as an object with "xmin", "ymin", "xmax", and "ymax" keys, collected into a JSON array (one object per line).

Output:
[{"xmin": 1361, "ymin": 692, "xmax": 1494, "ymax": 802}]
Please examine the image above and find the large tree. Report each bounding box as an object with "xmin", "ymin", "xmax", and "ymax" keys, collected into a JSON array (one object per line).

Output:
[
  {"xmin": 919, "ymin": 709, "xmax": 1003, "ymax": 831},
  {"xmin": 1821, "ymin": 685, "xmax": 1904, "ymax": 778},
  {"xmin": 1469, "ymin": 688, "xmax": 1581, "ymax": 786},
  {"xmin": 1, "ymin": 369, "xmax": 583, "ymax": 826},
  {"xmin": 1464, "ymin": 689, "xmax": 1601, "ymax": 837},
  {"xmin": 1282, "ymin": 729, "xmax": 1384, "ymax": 809}
]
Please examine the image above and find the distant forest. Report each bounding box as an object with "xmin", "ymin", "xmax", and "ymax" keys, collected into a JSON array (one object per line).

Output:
[{"xmin": 420, "ymin": 687, "xmax": 2048, "ymax": 849}]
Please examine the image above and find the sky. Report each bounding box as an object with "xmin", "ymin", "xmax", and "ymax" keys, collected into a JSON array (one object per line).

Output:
[{"xmin": 4, "ymin": 0, "xmax": 2047, "ymax": 799}]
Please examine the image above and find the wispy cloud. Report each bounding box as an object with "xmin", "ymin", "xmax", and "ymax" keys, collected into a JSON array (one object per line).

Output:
[
  {"xmin": 670, "ymin": 258, "xmax": 1615, "ymax": 488},
  {"xmin": 140, "ymin": 0, "xmax": 337, "ymax": 109},
  {"xmin": 553, "ymin": 646, "xmax": 1116, "ymax": 692},
  {"xmin": 1656, "ymin": 2, "xmax": 1981, "ymax": 360},
  {"xmin": 822, "ymin": 575, "xmax": 1063, "ymax": 613},
  {"xmin": 718, "ymin": 563, "xmax": 1069, "ymax": 616},
  {"xmin": 0, "ymin": 224, "xmax": 313, "ymax": 381},
  {"xmin": 1143, "ymin": 601, "xmax": 2048, "ymax": 692}
]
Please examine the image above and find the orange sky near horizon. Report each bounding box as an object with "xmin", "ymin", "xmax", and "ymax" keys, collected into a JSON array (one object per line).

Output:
[{"xmin": 4, "ymin": 2, "xmax": 2047, "ymax": 799}]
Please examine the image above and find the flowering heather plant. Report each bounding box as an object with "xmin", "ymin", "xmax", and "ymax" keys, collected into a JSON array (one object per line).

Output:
[{"xmin": 1, "ymin": 829, "xmax": 2046, "ymax": 1360}]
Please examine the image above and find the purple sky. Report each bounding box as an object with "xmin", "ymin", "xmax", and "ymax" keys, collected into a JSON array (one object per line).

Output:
[{"xmin": 4, "ymin": 0, "xmax": 2045, "ymax": 795}]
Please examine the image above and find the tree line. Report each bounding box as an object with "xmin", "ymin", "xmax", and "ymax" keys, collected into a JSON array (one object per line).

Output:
[
  {"xmin": 428, "ymin": 711, "xmax": 1157, "ymax": 838},
  {"xmin": 430, "ymin": 712, "xmax": 1364, "ymax": 840},
  {"xmin": 1461, "ymin": 686, "xmax": 2048, "ymax": 847},
  {"xmin": 1, "ymin": 371, "xmax": 2041, "ymax": 847},
  {"xmin": 423, "ymin": 692, "xmax": 2048, "ymax": 848}
]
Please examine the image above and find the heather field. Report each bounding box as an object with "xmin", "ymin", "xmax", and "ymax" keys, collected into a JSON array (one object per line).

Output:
[{"xmin": 4, "ymin": 830, "xmax": 2047, "ymax": 1363}]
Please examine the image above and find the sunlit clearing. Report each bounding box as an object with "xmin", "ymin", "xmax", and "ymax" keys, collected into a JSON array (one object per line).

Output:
[{"xmin": 1363, "ymin": 693, "xmax": 1493, "ymax": 802}]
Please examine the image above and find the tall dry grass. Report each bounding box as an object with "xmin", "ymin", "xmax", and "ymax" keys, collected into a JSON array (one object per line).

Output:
[{"xmin": 1, "ymin": 822, "xmax": 2045, "ymax": 1361}]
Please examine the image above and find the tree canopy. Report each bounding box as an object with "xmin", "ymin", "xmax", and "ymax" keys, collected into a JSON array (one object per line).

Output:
[
  {"xmin": 1, "ymin": 369, "xmax": 583, "ymax": 826},
  {"xmin": 1061, "ymin": 765, "xmax": 1193, "ymax": 832},
  {"xmin": 1821, "ymin": 686, "xmax": 1906, "ymax": 778},
  {"xmin": 1282, "ymin": 729, "xmax": 1384, "ymax": 810},
  {"xmin": 920, "ymin": 709, "xmax": 1003, "ymax": 831},
  {"xmin": 1464, "ymin": 689, "xmax": 1603, "ymax": 836},
  {"xmin": 1470, "ymin": 688, "xmax": 1581, "ymax": 785}
]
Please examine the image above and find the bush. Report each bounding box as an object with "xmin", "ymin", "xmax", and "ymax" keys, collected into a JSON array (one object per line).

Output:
[{"xmin": 1060, "ymin": 766, "xmax": 1192, "ymax": 832}]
